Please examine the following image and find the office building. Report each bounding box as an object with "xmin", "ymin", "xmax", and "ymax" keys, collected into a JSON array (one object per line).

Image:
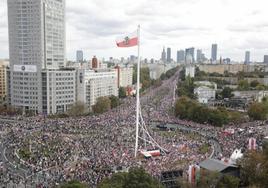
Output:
[
  {"xmin": 177, "ymin": 50, "xmax": 185, "ymax": 63},
  {"xmin": 185, "ymin": 48, "xmax": 195, "ymax": 63},
  {"xmin": 264, "ymin": 55, "xmax": 268, "ymax": 64},
  {"xmin": 7, "ymin": 0, "xmax": 76, "ymax": 114},
  {"xmin": 42, "ymin": 69, "xmax": 76, "ymax": 114},
  {"xmin": 115, "ymin": 66, "xmax": 133, "ymax": 88},
  {"xmin": 196, "ymin": 49, "xmax": 202, "ymax": 63},
  {"xmin": 0, "ymin": 60, "xmax": 9, "ymax": 101},
  {"xmin": 76, "ymin": 69, "xmax": 118, "ymax": 110},
  {"xmin": 92, "ymin": 56, "xmax": 99, "ymax": 69},
  {"xmin": 211, "ymin": 44, "xmax": 218, "ymax": 62},
  {"xmin": 244, "ymin": 51, "xmax": 250, "ymax": 64},
  {"xmin": 161, "ymin": 47, "xmax": 166, "ymax": 62},
  {"xmin": 167, "ymin": 47, "xmax": 171, "ymax": 62},
  {"xmin": 76, "ymin": 50, "xmax": 83, "ymax": 63}
]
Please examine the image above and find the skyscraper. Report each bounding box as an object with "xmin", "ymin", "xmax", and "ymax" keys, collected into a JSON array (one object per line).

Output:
[
  {"xmin": 196, "ymin": 49, "xmax": 202, "ymax": 63},
  {"xmin": 161, "ymin": 47, "xmax": 166, "ymax": 62},
  {"xmin": 244, "ymin": 51, "xmax": 250, "ymax": 64},
  {"xmin": 167, "ymin": 47, "xmax": 171, "ymax": 62},
  {"xmin": 211, "ymin": 44, "xmax": 217, "ymax": 62},
  {"xmin": 8, "ymin": 0, "xmax": 69, "ymax": 114},
  {"xmin": 185, "ymin": 47, "xmax": 195, "ymax": 63},
  {"xmin": 264, "ymin": 55, "xmax": 268, "ymax": 64},
  {"xmin": 177, "ymin": 50, "xmax": 185, "ymax": 63},
  {"xmin": 76, "ymin": 50, "xmax": 84, "ymax": 63}
]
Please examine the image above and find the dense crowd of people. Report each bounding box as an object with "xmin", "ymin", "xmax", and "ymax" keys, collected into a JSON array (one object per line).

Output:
[{"xmin": 0, "ymin": 71, "xmax": 267, "ymax": 187}]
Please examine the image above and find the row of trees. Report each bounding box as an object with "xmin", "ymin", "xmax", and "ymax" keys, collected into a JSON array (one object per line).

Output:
[
  {"xmin": 177, "ymin": 76, "xmax": 196, "ymax": 99},
  {"xmin": 247, "ymin": 97, "xmax": 268, "ymax": 120},
  {"xmin": 160, "ymin": 66, "xmax": 179, "ymax": 80},
  {"xmin": 175, "ymin": 96, "xmax": 242, "ymax": 126},
  {"xmin": 92, "ymin": 95, "xmax": 120, "ymax": 114}
]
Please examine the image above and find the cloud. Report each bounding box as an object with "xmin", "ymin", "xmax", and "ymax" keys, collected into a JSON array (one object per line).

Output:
[{"xmin": 0, "ymin": 0, "xmax": 267, "ymax": 62}]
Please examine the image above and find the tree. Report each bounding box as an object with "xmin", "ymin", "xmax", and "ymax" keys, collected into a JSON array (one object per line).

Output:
[
  {"xmin": 239, "ymin": 151, "xmax": 268, "ymax": 187},
  {"xmin": 98, "ymin": 167, "xmax": 164, "ymax": 188},
  {"xmin": 67, "ymin": 101, "xmax": 87, "ymax": 116},
  {"xmin": 238, "ymin": 80, "xmax": 250, "ymax": 91},
  {"xmin": 217, "ymin": 175, "xmax": 240, "ymax": 188},
  {"xmin": 221, "ymin": 87, "xmax": 233, "ymax": 99},
  {"xmin": 248, "ymin": 102, "xmax": 268, "ymax": 120},
  {"xmin": 250, "ymin": 80, "xmax": 260, "ymax": 88},
  {"xmin": 92, "ymin": 97, "xmax": 111, "ymax": 114},
  {"xmin": 60, "ymin": 180, "xmax": 87, "ymax": 188},
  {"xmin": 109, "ymin": 95, "xmax": 120, "ymax": 108},
  {"xmin": 119, "ymin": 87, "xmax": 127, "ymax": 98}
]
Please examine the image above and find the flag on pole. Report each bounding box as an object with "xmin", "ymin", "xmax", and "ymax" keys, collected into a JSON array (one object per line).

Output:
[{"xmin": 116, "ymin": 31, "xmax": 138, "ymax": 47}]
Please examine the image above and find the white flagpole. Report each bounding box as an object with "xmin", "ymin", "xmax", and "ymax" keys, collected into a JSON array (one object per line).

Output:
[{"xmin": 134, "ymin": 25, "xmax": 141, "ymax": 158}]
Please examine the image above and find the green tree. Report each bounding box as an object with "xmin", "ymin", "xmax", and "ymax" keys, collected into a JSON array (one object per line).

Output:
[
  {"xmin": 119, "ymin": 87, "xmax": 127, "ymax": 98},
  {"xmin": 248, "ymin": 102, "xmax": 268, "ymax": 120},
  {"xmin": 250, "ymin": 80, "xmax": 260, "ymax": 88},
  {"xmin": 238, "ymin": 80, "xmax": 250, "ymax": 90},
  {"xmin": 92, "ymin": 97, "xmax": 111, "ymax": 114},
  {"xmin": 217, "ymin": 175, "xmax": 240, "ymax": 188},
  {"xmin": 221, "ymin": 87, "xmax": 233, "ymax": 99},
  {"xmin": 67, "ymin": 101, "xmax": 87, "ymax": 116},
  {"xmin": 239, "ymin": 151, "xmax": 268, "ymax": 187},
  {"xmin": 60, "ymin": 180, "xmax": 87, "ymax": 188},
  {"xmin": 109, "ymin": 95, "xmax": 120, "ymax": 108},
  {"xmin": 98, "ymin": 167, "xmax": 164, "ymax": 188}
]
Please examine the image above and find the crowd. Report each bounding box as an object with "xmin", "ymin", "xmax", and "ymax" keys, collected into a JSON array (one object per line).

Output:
[{"xmin": 0, "ymin": 71, "xmax": 267, "ymax": 187}]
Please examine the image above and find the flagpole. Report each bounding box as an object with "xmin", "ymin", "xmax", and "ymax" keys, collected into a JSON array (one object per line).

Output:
[{"xmin": 134, "ymin": 25, "xmax": 140, "ymax": 158}]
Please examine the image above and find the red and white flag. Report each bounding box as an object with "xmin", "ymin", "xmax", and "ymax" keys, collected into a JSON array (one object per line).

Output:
[{"xmin": 116, "ymin": 31, "xmax": 138, "ymax": 47}]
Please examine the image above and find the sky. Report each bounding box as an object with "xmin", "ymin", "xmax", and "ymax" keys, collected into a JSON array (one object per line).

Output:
[{"xmin": 0, "ymin": 0, "xmax": 268, "ymax": 62}]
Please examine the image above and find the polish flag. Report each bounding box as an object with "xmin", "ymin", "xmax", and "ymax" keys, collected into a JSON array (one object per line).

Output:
[{"xmin": 116, "ymin": 32, "xmax": 138, "ymax": 47}]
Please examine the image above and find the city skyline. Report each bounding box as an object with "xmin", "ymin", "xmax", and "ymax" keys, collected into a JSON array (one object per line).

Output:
[{"xmin": 0, "ymin": 0, "xmax": 268, "ymax": 61}]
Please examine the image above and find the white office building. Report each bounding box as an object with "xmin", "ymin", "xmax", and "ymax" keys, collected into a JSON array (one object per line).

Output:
[
  {"xmin": 76, "ymin": 69, "xmax": 118, "ymax": 110},
  {"xmin": 42, "ymin": 69, "xmax": 76, "ymax": 114},
  {"xmin": 8, "ymin": 0, "xmax": 70, "ymax": 114}
]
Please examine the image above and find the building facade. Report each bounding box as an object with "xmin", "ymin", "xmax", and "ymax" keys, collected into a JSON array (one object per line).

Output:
[
  {"xmin": 7, "ymin": 0, "xmax": 76, "ymax": 114},
  {"xmin": 42, "ymin": 69, "xmax": 76, "ymax": 114},
  {"xmin": 211, "ymin": 44, "xmax": 218, "ymax": 63},
  {"xmin": 177, "ymin": 50, "xmax": 185, "ymax": 63},
  {"xmin": 167, "ymin": 47, "xmax": 171, "ymax": 62},
  {"xmin": 76, "ymin": 69, "xmax": 118, "ymax": 109},
  {"xmin": 245, "ymin": 51, "xmax": 250, "ymax": 64},
  {"xmin": 161, "ymin": 47, "xmax": 166, "ymax": 62},
  {"xmin": 185, "ymin": 47, "xmax": 195, "ymax": 63},
  {"xmin": 0, "ymin": 60, "xmax": 9, "ymax": 101},
  {"xmin": 76, "ymin": 50, "xmax": 83, "ymax": 63},
  {"xmin": 264, "ymin": 55, "xmax": 268, "ymax": 64},
  {"xmin": 194, "ymin": 86, "xmax": 216, "ymax": 104},
  {"xmin": 115, "ymin": 66, "xmax": 133, "ymax": 88}
]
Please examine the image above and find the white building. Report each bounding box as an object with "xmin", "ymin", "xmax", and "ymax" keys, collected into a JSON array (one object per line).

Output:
[
  {"xmin": 8, "ymin": 0, "xmax": 66, "ymax": 114},
  {"xmin": 42, "ymin": 69, "xmax": 76, "ymax": 114},
  {"xmin": 194, "ymin": 86, "xmax": 216, "ymax": 104},
  {"xmin": 185, "ymin": 65, "xmax": 195, "ymax": 78},
  {"xmin": 76, "ymin": 69, "xmax": 118, "ymax": 110},
  {"xmin": 115, "ymin": 66, "xmax": 133, "ymax": 88}
]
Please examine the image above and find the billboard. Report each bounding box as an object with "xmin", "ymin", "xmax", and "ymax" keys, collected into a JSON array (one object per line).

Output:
[{"xmin": 14, "ymin": 65, "xmax": 37, "ymax": 73}]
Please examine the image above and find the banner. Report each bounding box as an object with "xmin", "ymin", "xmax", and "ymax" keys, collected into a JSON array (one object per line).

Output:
[{"xmin": 14, "ymin": 65, "xmax": 37, "ymax": 73}]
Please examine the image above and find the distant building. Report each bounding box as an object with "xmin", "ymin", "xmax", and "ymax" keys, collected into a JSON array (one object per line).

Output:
[
  {"xmin": 196, "ymin": 49, "xmax": 202, "ymax": 63},
  {"xmin": 161, "ymin": 47, "xmax": 166, "ymax": 62},
  {"xmin": 115, "ymin": 66, "xmax": 133, "ymax": 88},
  {"xmin": 211, "ymin": 44, "xmax": 218, "ymax": 63},
  {"xmin": 194, "ymin": 86, "xmax": 216, "ymax": 104},
  {"xmin": 185, "ymin": 48, "xmax": 195, "ymax": 63},
  {"xmin": 264, "ymin": 55, "xmax": 268, "ymax": 64},
  {"xmin": 91, "ymin": 56, "xmax": 99, "ymax": 69},
  {"xmin": 167, "ymin": 47, "xmax": 171, "ymax": 62},
  {"xmin": 244, "ymin": 51, "xmax": 250, "ymax": 64},
  {"xmin": 76, "ymin": 50, "xmax": 83, "ymax": 63},
  {"xmin": 76, "ymin": 69, "xmax": 118, "ymax": 110},
  {"xmin": 177, "ymin": 50, "xmax": 185, "ymax": 63}
]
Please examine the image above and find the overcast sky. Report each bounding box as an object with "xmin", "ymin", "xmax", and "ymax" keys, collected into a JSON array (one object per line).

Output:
[{"xmin": 0, "ymin": 0, "xmax": 268, "ymax": 62}]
